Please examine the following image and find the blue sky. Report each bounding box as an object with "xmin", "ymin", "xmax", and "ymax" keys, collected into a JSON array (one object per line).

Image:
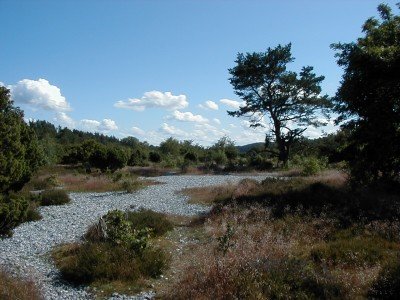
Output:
[{"xmin": 1, "ymin": 0, "xmax": 397, "ymax": 146}]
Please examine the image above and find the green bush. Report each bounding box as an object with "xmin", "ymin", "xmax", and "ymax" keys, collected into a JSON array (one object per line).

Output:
[
  {"xmin": 301, "ymin": 156, "xmax": 327, "ymax": 175},
  {"xmin": 40, "ymin": 189, "xmax": 70, "ymax": 206},
  {"xmin": 120, "ymin": 180, "xmax": 142, "ymax": 193},
  {"xmin": 54, "ymin": 242, "xmax": 140, "ymax": 285},
  {"xmin": 0, "ymin": 194, "xmax": 29, "ymax": 236},
  {"xmin": 53, "ymin": 209, "xmax": 171, "ymax": 288},
  {"xmin": 127, "ymin": 209, "xmax": 174, "ymax": 237},
  {"xmin": 368, "ymin": 259, "xmax": 400, "ymax": 299},
  {"xmin": 138, "ymin": 247, "xmax": 170, "ymax": 278},
  {"xmin": 149, "ymin": 151, "xmax": 162, "ymax": 163}
]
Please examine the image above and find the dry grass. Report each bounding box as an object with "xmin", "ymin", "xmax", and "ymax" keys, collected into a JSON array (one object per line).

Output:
[
  {"xmin": 59, "ymin": 174, "xmax": 123, "ymax": 192},
  {"xmin": 181, "ymin": 178, "xmax": 261, "ymax": 206},
  {"xmin": 161, "ymin": 171, "xmax": 400, "ymax": 299},
  {"xmin": 0, "ymin": 269, "xmax": 42, "ymax": 300}
]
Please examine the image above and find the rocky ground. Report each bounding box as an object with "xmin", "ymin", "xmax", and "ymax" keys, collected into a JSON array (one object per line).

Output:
[{"xmin": 0, "ymin": 174, "xmax": 269, "ymax": 300}]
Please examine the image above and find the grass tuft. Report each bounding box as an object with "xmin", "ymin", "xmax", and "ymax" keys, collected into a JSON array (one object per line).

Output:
[{"xmin": 40, "ymin": 189, "xmax": 70, "ymax": 206}]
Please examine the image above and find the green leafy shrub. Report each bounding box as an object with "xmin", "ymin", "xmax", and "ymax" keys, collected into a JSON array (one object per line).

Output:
[
  {"xmin": 368, "ymin": 259, "xmax": 400, "ymax": 299},
  {"xmin": 301, "ymin": 156, "xmax": 327, "ymax": 175},
  {"xmin": 40, "ymin": 189, "xmax": 70, "ymax": 206},
  {"xmin": 126, "ymin": 209, "xmax": 174, "ymax": 237}
]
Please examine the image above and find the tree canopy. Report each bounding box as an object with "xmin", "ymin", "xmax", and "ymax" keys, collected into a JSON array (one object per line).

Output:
[
  {"xmin": 0, "ymin": 87, "xmax": 42, "ymax": 193},
  {"xmin": 228, "ymin": 44, "xmax": 331, "ymax": 165},
  {"xmin": 332, "ymin": 3, "xmax": 400, "ymax": 184}
]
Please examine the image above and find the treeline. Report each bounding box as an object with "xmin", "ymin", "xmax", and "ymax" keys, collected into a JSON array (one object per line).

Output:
[{"xmin": 29, "ymin": 120, "xmax": 347, "ymax": 173}]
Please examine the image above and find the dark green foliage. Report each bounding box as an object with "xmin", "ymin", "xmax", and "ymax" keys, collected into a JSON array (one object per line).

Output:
[
  {"xmin": 183, "ymin": 151, "xmax": 197, "ymax": 163},
  {"xmin": 0, "ymin": 194, "xmax": 29, "ymax": 236},
  {"xmin": 88, "ymin": 146, "xmax": 108, "ymax": 171},
  {"xmin": 159, "ymin": 137, "xmax": 181, "ymax": 157},
  {"xmin": 368, "ymin": 259, "xmax": 400, "ymax": 298},
  {"xmin": 126, "ymin": 209, "xmax": 174, "ymax": 237},
  {"xmin": 40, "ymin": 189, "xmax": 70, "ymax": 206},
  {"xmin": 228, "ymin": 44, "xmax": 331, "ymax": 165},
  {"xmin": 0, "ymin": 87, "xmax": 43, "ymax": 193},
  {"xmin": 332, "ymin": 3, "xmax": 400, "ymax": 184},
  {"xmin": 105, "ymin": 147, "xmax": 129, "ymax": 172},
  {"xmin": 149, "ymin": 151, "xmax": 162, "ymax": 163}
]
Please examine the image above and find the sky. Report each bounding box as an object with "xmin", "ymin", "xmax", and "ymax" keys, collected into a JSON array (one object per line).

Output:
[{"xmin": 1, "ymin": 0, "xmax": 398, "ymax": 146}]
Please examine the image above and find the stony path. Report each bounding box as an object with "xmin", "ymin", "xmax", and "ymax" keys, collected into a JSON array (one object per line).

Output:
[{"xmin": 0, "ymin": 174, "xmax": 268, "ymax": 300}]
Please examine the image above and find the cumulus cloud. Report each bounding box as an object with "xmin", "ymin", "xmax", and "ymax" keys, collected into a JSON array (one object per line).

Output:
[
  {"xmin": 54, "ymin": 112, "xmax": 75, "ymax": 127},
  {"xmin": 132, "ymin": 126, "xmax": 145, "ymax": 136},
  {"xmin": 99, "ymin": 119, "xmax": 118, "ymax": 131},
  {"xmin": 80, "ymin": 118, "xmax": 118, "ymax": 132},
  {"xmin": 11, "ymin": 78, "xmax": 71, "ymax": 112},
  {"xmin": 170, "ymin": 110, "xmax": 208, "ymax": 123},
  {"xmin": 159, "ymin": 123, "xmax": 188, "ymax": 137},
  {"xmin": 114, "ymin": 91, "xmax": 188, "ymax": 111},
  {"xmin": 220, "ymin": 98, "xmax": 243, "ymax": 109},
  {"xmin": 198, "ymin": 100, "xmax": 218, "ymax": 110}
]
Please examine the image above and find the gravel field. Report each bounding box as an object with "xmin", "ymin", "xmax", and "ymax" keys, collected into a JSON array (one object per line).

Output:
[{"xmin": 0, "ymin": 174, "xmax": 269, "ymax": 300}]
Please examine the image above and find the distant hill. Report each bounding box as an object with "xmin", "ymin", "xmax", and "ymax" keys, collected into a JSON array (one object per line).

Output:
[{"xmin": 236, "ymin": 142, "xmax": 264, "ymax": 153}]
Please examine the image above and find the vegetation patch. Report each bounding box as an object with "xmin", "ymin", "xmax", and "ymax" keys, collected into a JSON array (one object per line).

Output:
[
  {"xmin": 368, "ymin": 259, "xmax": 400, "ymax": 299},
  {"xmin": 53, "ymin": 209, "xmax": 172, "ymax": 296},
  {"xmin": 310, "ymin": 234, "xmax": 399, "ymax": 267},
  {"xmin": 40, "ymin": 189, "xmax": 71, "ymax": 206},
  {"xmin": 0, "ymin": 268, "xmax": 42, "ymax": 300}
]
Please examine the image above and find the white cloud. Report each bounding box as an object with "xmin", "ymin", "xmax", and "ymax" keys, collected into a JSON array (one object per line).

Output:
[
  {"xmin": 170, "ymin": 110, "xmax": 208, "ymax": 123},
  {"xmin": 220, "ymin": 98, "xmax": 243, "ymax": 109},
  {"xmin": 213, "ymin": 118, "xmax": 221, "ymax": 125},
  {"xmin": 132, "ymin": 126, "xmax": 145, "ymax": 136},
  {"xmin": 198, "ymin": 100, "xmax": 218, "ymax": 110},
  {"xmin": 80, "ymin": 118, "xmax": 118, "ymax": 132},
  {"xmin": 80, "ymin": 119, "xmax": 101, "ymax": 130},
  {"xmin": 99, "ymin": 119, "xmax": 118, "ymax": 131},
  {"xmin": 54, "ymin": 112, "xmax": 75, "ymax": 127},
  {"xmin": 159, "ymin": 123, "xmax": 188, "ymax": 137},
  {"xmin": 114, "ymin": 91, "xmax": 188, "ymax": 111},
  {"xmin": 11, "ymin": 78, "xmax": 71, "ymax": 112}
]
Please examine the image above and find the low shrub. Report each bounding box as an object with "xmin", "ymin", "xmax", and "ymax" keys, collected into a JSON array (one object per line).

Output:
[
  {"xmin": 368, "ymin": 259, "xmax": 400, "ymax": 298},
  {"xmin": 40, "ymin": 189, "xmax": 70, "ymax": 206},
  {"xmin": 120, "ymin": 180, "xmax": 142, "ymax": 193},
  {"xmin": 0, "ymin": 268, "xmax": 42, "ymax": 300},
  {"xmin": 53, "ymin": 242, "xmax": 140, "ymax": 285},
  {"xmin": 311, "ymin": 235, "xmax": 399, "ymax": 266},
  {"xmin": 0, "ymin": 194, "xmax": 29, "ymax": 236},
  {"xmin": 168, "ymin": 257, "xmax": 344, "ymax": 299},
  {"xmin": 126, "ymin": 209, "xmax": 174, "ymax": 237},
  {"xmin": 54, "ymin": 209, "xmax": 171, "ymax": 291}
]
